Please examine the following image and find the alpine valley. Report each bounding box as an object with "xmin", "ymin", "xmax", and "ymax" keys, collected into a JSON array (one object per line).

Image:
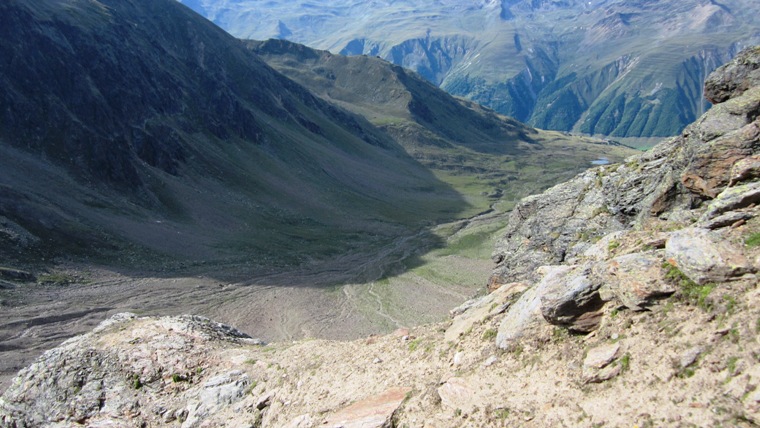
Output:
[
  {"xmin": 180, "ymin": 0, "xmax": 760, "ymax": 145},
  {"xmin": 1, "ymin": 0, "xmax": 759, "ymax": 426},
  {"xmin": 0, "ymin": 0, "xmax": 631, "ymax": 390}
]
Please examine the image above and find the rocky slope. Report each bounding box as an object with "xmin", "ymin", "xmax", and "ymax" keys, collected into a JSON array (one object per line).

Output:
[
  {"xmin": 179, "ymin": 0, "xmax": 760, "ymax": 142},
  {"xmin": 2, "ymin": 46, "xmax": 759, "ymax": 428}
]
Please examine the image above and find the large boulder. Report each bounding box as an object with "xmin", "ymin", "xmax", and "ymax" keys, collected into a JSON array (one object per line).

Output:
[
  {"xmin": 665, "ymin": 228, "xmax": 756, "ymax": 285},
  {"xmin": 704, "ymin": 46, "xmax": 760, "ymax": 104}
]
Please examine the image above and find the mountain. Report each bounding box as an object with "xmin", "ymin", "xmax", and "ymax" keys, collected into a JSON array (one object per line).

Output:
[
  {"xmin": 246, "ymin": 38, "xmax": 635, "ymax": 211},
  {"xmin": 2, "ymin": 46, "xmax": 759, "ymax": 428},
  {"xmin": 0, "ymin": 0, "xmax": 637, "ymax": 390},
  {"xmin": 178, "ymin": 0, "xmax": 760, "ymax": 144},
  {"xmin": 0, "ymin": 0, "xmax": 470, "ymax": 270}
]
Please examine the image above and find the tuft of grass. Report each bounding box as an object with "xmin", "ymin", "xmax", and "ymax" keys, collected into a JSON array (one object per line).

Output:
[
  {"xmin": 482, "ymin": 328, "xmax": 497, "ymax": 341},
  {"xmin": 619, "ymin": 353, "xmax": 631, "ymax": 372},
  {"xmin": 745, "ymin": 232, "xmax": 760, "ymax": 247},
  {"xmin": 408, "ymin": 338, "xmax": 422, "ymax": 352},
  {"xmin": 494, "ymin": 408, "xmax": 510, "ymax": 420},
  {"xmin": 726, "ymin": 356, "xmax": 739, "ymax": 375},
  {"xmin": 131, "ymin": 374, "xmax": 142, "ymax": 390},
  {"xmin": 38, "ymin": 273, "xmax": 77, "ymax": 286},
  {"xmin": 607, "ymin": 239, "xmax": 621, "ymax": 252}
]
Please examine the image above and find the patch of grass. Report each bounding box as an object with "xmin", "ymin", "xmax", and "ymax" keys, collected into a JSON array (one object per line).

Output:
[
  {"xmin": 745, "ymin": 232, "xmax": 760, "ymax": 247},
  {"xmin": 171, "ymin": 373, "xmax": 187, "ymax": 383},
  {"xmin": 482, "ymin": 328, "xmax": 497, "ymax": 341},
  {"xmin": 677, "ymin": 366, "xmax": 696, "ymax": 379},
  {"xmin": 494, "ymin": 408, "xmax": 510, "ymax": 420},
  {"xmin": 726, "ymin": 356, "xmax": 739, "ymax": 375},
  {"xmin": 619, "ymin": 353, "xmax": 631, "ymax": 372},
  {"xmin": 607, "ymin": 239, "xmax": 621, "ymax": 252},
  {"xmin": 723, "ymin": 294, "xmax": 737, "ymax": 315},
  {"xmin": 408, "ymin": 338, "xmax": 422, "ymax": 352},
  {"xmin": 131, "ymin": 374, "xmax": 142, "ymax": 390},
  {"xmin": 38, "ymin": 273, "xmax": 77, "ymax": 286},
  {"xmin": 661, "ymin": 261, "xmax": 714, "ymax": 310},
  {"xmin": 727, "ymin": 326, "xmax": 740, "ymax": 344},
  {"xmin": 552, "ymin": 327, "xmax": 569, "ymax": 342}
]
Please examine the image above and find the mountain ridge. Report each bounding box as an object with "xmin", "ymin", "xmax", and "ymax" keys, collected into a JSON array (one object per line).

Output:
[{"xmin": 179, "ymin": 0, "xmax": 760, "ymax": 143}]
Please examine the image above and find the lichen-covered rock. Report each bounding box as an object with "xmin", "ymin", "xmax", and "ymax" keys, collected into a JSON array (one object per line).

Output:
[
  {"xmin": 491, "ymin": 44, "xmax": 760, "ymax": 328},
  {"xmin": 665, "ymin": 228, "xmax": 756, "ymax": 285},
  {"xmin": 681, "ymin": 119, "xmax": 760, "ymax": 198},
  {"xmin": 700, "ymin": 180, "xmax": 760, "ymax": 222},
  {"xmin": 599, "ymin": 251, "xmax": 675, "ymax": 310},
  {"xmin": 446, "ymin": 282, "xmax": 526, "ymax": 342},
  {"xmin": 704, "ymin": 46, "xmax": 760, "ymax": 104},
  {"xmin": 729, "ymin": 154, "xmax": 760, "ymax": 185},
  {"xmin": 0, "ymin": 313, "xmax": 263, "ymax": 428}
]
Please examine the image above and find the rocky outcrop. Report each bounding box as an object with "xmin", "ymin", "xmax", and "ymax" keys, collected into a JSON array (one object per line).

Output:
[
  {"xmin": 0, "ymin": 313, "xmax": 264, "ymax": 427},
  {"xmin": 705, "ymin": 46, "xmax": 760, "ymax": 103},
  {"xmin": 490, "ymin": 46, "xmax": 760, "ymax": 345}
]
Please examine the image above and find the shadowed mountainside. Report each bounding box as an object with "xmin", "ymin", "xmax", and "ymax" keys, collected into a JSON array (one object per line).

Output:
[{"xmin": 0, "ymin": 0, "xmax": 469, "ymax": 270}]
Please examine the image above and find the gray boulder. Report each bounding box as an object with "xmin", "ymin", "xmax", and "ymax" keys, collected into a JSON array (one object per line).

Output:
[
  {"xmin": 599, "ymin": 251, "xmax": 675, "ymax": 310},
  {"xmin": 665, "ymin": 228, "xmax": 756, "ymax": 285},
  {"xmin": 704, "ymin": 46, "xmax": 760, "ymax": 104},
  {"xmin": 539, "ymin": 263, "xmax": 605, "ymax": 333}
]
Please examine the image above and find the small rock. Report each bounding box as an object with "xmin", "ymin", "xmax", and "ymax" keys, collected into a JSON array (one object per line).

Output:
[
  {"xmin": 323, "ymin": 387, "xmax": 411, "ymax": 428},
  {"xmin": 256, "ymin": 392, "xmax": 273, "ymax": 410},
  {"xmin": 583, "ymin": 343, "xmax": 621, "ymax": 369},
  {"xmin": 447, "ymin": 282, "xmax": 527, "ymax": 343},
  {"xmin": 373, "ymin": 357, "xmax": 382, "ymax": 364},
  {"xmin": 392, "ymin": 328, "xmax": 410, "ymax": 337},
  {"xmin": 583, "ymin": 363, "xmax": 622, "ymax": 384},
  {"xmin": 539, "ymin": 264, "xmax": 605, "ymax": 333},
  {"xmin": 282, "ymin": 414, "xmax": 313, "ymax": 428},
  {"xmin": 483, "ymin": 356, "xmax": 498, "ymax": 367},
  {"xmin": 679, "ymin": 347, "xmax": 703, "ymax": 369},
  {"xmin": 600, "ymin": 251, "xmax": 675, "ymax": 310},
  {"xmin": 729, "ymin": 155, "xmax": 760, "ymax": 185},
  {"xmin": 453, "ymin": 352, "xmax": 464, "ymax": 366},
  {"xmin": 438, "ymin": 378, "xmax": 479, "ymax": 413},
  {"xmin": 699, "ymin": 211, "xmax": 754, "ymax": 229},
  {"xmin": 700, "ymin": 181, "xmax": 760, "ymax": 222}
]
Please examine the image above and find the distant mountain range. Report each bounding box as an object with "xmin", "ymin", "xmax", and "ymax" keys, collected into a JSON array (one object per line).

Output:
[{"xmin": 178, "ymin": 0, "xmax": 760, "ymax": 143}]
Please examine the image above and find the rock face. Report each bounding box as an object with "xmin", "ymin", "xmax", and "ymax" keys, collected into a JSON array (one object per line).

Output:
[
  {"xmin": 0, "ymin": 313, "xmax": 264, "ymax": 427},
  {"xmin": 491, "ymin": 46, "xmax": 760, "ymax": 346}
]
